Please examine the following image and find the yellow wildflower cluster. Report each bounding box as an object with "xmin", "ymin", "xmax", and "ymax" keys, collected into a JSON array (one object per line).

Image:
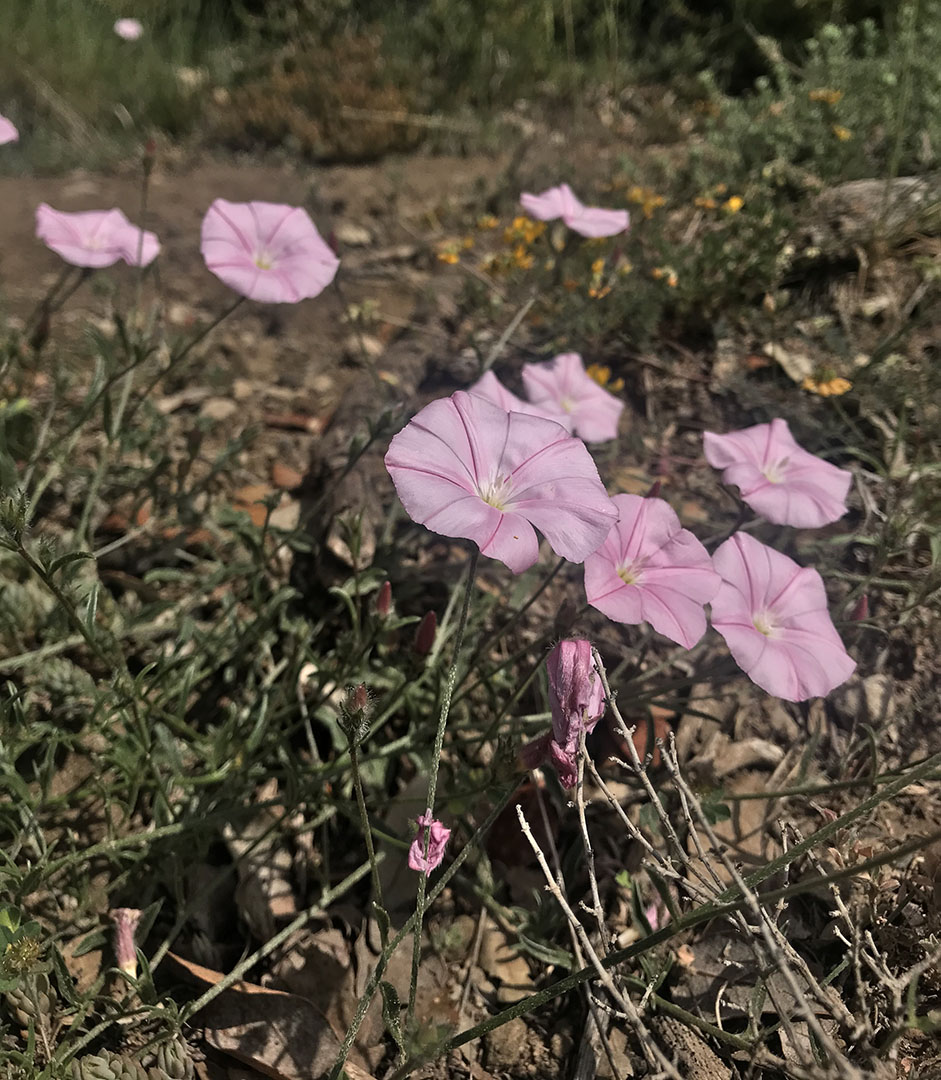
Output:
[
  {"xmin": 809, "ymin": 88, "xmax": 843, "ymax": 105},
  {"xmin": 476, "ymin": 214, "xmax": 499, "ymax": 230},
  {"xmin": 436, "ymin": 235, "xmax": 474, "ymax": 265},
  {"xmin": 803, "ymin": 374, "xmax": 852, "ymax": 397},
  {"xmin": 626, "ymin": 185, "xmax": 665, "ymax": 219},
  {"xmin": 694, "ymin": 184, "xmax": 742, "ymax": 215},
  {"xmin": 588, "ymin": 256, "xmax": 612, "ymax": 299},
  {"xmin": 651, "ymin": 266, "xmax": 678, "ymax": 288},
  {"xmin": 503, "ymin": 215, "xmax": 545, "ymax": 246},
  {"xmin": 586, "ymin": 363, "xmax": 624, "ymax": 392}
]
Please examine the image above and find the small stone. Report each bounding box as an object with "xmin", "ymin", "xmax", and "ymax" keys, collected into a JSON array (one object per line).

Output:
[
  {"xmin": 271, "ymin": 463, "xmax": 304, "ymax": 489},
  {"xmin": 199, "ymin": 397, "xmax": 239, "ymax": 422},
  {"xmin": 342, "ymin": 334, "xmax": 384, "ymax": 361},
  {"xmin": 485, "ymin": 1017, "xmax": 530, "ymax": 1072},
  {"xmin": 335, "ymin": 222, "xmax": 373, "ymax": 247}
]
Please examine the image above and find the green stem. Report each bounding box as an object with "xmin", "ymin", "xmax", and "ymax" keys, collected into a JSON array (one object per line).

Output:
[
  {"xmin": 349, "ymin": 736, "xmax": 387, "ymax": 948},
  {"xmin": 405, "ymin": 549, "xmax": 479, "ymax": 1034}
]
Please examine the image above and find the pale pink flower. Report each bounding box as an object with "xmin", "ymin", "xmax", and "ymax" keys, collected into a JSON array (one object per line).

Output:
[
  {"xmin": 520, "ymin": 183, "xmax": 629, "ymax": 238},
  {"xmin": 522, "ymin": 352, "xmax": 624, "ymax": 443},
  {"xmin": 114, "ymin": 18, "xmax": 144, "ymax": 40},
  {"xmin": 408, "ymin": 813, "xmax": 451, "ymax": 872},
  {"xmin": 545, "ymin": 639, "xmax": 606, "ymax": 787},
  {"xmin": 703, "ymin": 419, "xmax": 851, "ymax": 528},
  {"xmin": 35, "ymin": 204, "xmax": 160, "ymax": 268},
  {"xmin": 468, "ymin": 369, "xmax": 566, "ymax": 423},
  {"xmin": 711, "ymin": 532, "xmax": 856, "ymax": 702},
  {"xmin": 0, "ymin": 115, "xmax": 18, "ymax": 145},
  {"xmin": 384, "ymin": 391, "xmax": 617, "ymax": 574},
  {"xmin": 584, "ymin": 494, "xmax": 721, "ymax": 648},
  {"xmin": 200, "ymin": 199, "xmax": 339, "ymax": 303}
]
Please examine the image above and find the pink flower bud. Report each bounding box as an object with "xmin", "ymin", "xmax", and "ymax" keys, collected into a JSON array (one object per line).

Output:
[
  {"xmin": 408, "ymin": 813, "xmax": 451, "ymax": 873},
  {"xmin": 376, "ymin": 580, "xmax": 392, "ymax": 617},
  {"xmin": 645, "ymin": 479, "xmax": 662, "ymax": 499},
  {"xmin": 110, "ymin": 908, "xmax": 142, "ymax": 979},
  {"xmin": 849, "ymin": 594, "xmax": 869, "ymax": 621},
  {"xmin": 413, "ymin": 611, "xmax": 437, "ymax": 656}
]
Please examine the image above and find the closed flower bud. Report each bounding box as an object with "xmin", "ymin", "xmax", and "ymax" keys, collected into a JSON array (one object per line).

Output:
[
  {"xmin": 413, "ymin": 610, "xmax": 437, "ymax": 656},
  {"xmin": 645, "ymin": 479, "xmax": 662, "ymax": 499},
  {"xmin": 849, "ymin": 594, "xmax": 869, "ymax": 621},
  {"xmin": 340, "ymin": 683, "xmax": 372, "ymax": 743},
  {"xmin": 110, "ymin": 908, "xmax": 142, "ymax": 979},
  {"xmin": 376, "ymin": 580, "xmax": 392, "ymax": 617}
]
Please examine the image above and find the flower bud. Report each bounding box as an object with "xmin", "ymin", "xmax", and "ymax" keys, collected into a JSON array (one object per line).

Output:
[
  {"xmin": 376, "ymin": 580, "xmax": 392, "ymax": 617},
  {"xmin": 110, "ymin": 908, "xmax": 142, "ymax": 979},
  {"xmin": 340, "ymin": 683, "xmax": 372, "ymax": 743},
  {"xmin": 849, "ymin": 594, "xmax": 869, "ymax": 622},
  {"xmin": 413, "ymin": 611, "xmax": 437, "ymax": 656},
  {"xmin": 645, "ymin": 479, "xmax": 662, "ymax": 499}
]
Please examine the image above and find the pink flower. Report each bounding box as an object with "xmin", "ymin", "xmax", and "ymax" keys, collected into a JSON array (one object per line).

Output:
[
  {"xmin": 468, "ymin": 370, "xmax": 566, "ymax": 423},
  {"xmin": 703, "ymin": 419, "xmax": 852, "ymax": 528},
  {"xmin": 200, "ymin": 199, "xmax": 339, "ymax": 303},
  {"xmin": 0, "ymin": 115, "xmax": 19, "ymax": 145},
  {"xmin": 384, "ymin": 391, "xmax": 617, "ymax": 574},
  {"xmin": 522, "ymin": 353, "xmax": 624, "ymax": 443},
  {"xmin": 584, "ymin": 494, "xmax": 721, "ymax": 648},
  {"xmin": 35, "ymin": 204, "xmax": 160, "ymax": 268},
  {"xmin": 520, "ymin": 183, "xmax": 629, "ymax": 238},
  {"xmin": 711, "ymin": 532, "xmax": 856, "ymax": 702},
  {"xmin": 114, "ymin": 18, "xmax": 144, "ymax": 40},
  {"xmin": 408, "ymin": 813, "xmax": 451, "ymax": 872}
]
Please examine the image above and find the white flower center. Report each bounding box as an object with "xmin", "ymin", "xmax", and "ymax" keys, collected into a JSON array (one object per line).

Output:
[
  {"xmin": 478, "ymin": 474, "xmax": 514, "ymax": 511},
  {"xmin": 762, "ymin": 456, "xmax": 790, "ymax": 484},
  {"xmin": 752, "ymin": 612, "xmax": 777, "ymax": 637},
  {"xmin": 560, "ymin": 395, "xmax": 576, "ymax": 413},
  {"xmin": 254, "ymin": 250, "xmax": 274, "ymax": 270},
  {"xmin": 617, "ymin": 563, "xmax": 641, "ymax": 586}
]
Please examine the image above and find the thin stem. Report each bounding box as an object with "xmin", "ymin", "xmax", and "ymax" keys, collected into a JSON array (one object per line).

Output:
[
  {"xmin": 405, "ymin": 548, "xmax": 479, "ymax": 1034},
  {"xmin": 349, "ymin": 736, "xmax": 387, "ymax": 948}
]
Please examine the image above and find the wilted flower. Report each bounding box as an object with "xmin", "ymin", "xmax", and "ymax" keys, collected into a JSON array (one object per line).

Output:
[
  {"xmin": 408, "ymin": 813, "xmax": 451, "ymax": 872},
  {"xmin": 584, "ymin": 494, "xmax": 720, "ymax": 648},
  {"xmin": 703, "ymin": 418, "xmax": 852, "ymax": 529},
  {"xmin": 384, "ymin": 391, "xmax": 617, "ymax": 574},
  {"xmin": 520, "ymin": 183, "xmax": 629, "ymax": 238},
  {"xmin": 711, "ymin": 532, "xmax": 856, "ymax": 701},
  {"xmin": 114, "ymin": 18, "xmax": 144, "ymax": 40},
  {"xmin": 110, "ymin": 908, "xmax": 142, "ymax": 978},
  {"xmin": 522, "ymin": 352, "xmax": 624, "ymax": 443},
  {"xmin": 0, "ymin": 115, "xmax": 19, "ymax": 145},
  {"xmin": 35, "ymin": 204, "xmax": 160, "ymax": 268},
  {"xmin": 200, "ymin": 199, "xmax": 339, "ymax": 303},
  {"xmin": 545, "ymin": 639, "xmax": 606, "ymax": 787}
]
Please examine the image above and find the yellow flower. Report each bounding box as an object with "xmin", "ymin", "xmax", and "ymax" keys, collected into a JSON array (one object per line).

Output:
[
  {"xmin": 512, "ymin": 245, "xmax": 534, "ymax": 270},
  {"xmin": 722, "ymin": 196, "xmax": 744, "ymax": 214},
  {"xmin": 586, "ymin": 363, "xmax": 624, "ymax": 392},
  {"xmin": 651, "ymin": 266, "xmax": 678, "ymax": 287},
  {"xmin": 626, "ymin": 185, "xmax": 665, "ymax": 218},
  {"xmin": 803, "ymin": 375, "xmax": 852, "ymax": 397},
  {"xmin": 588, "ymin": 285, "xmax": 612, "ymax": 299},
  {"xmin": 832, "ymin": 125, "xmax": 852, "ymax": 142},
  {"xmin": 714, "ymin": 183, "xmax": 728, "ymax": 196},
  {"xmin": 694, "ymin": 196, "xmax": 717, "ymax": 210},
  {"xmin": 809, "ymin": 88, "xmax": 843, "ymax": 105},
  {"xmin": 477, "ymin": 214, "xmax": 499, "ymax": 229},
  {"xmin": 651, "ymin": 267, "xmax": 664, "ymax": 280},
  {"xmin": 462, "ymin": 235, "xmax": 474, "ymax": 250},
  {"xmin": 617, "ymin": 258, "xmax": 633, "ymax": 276},
  {"xmin": 437, "ymin": 250, "xmax": 459, "ymax": 265},
  {"xmin": 591, "ymin": 258, "xmax": 606, "ymax": 275},
  {"xmin": 666, "ymin": 271, "xmax": 678, "ymax": 288},
  {"xmin": 504, "ymin": 215, "xmax": 544, "ymax": 245}
]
